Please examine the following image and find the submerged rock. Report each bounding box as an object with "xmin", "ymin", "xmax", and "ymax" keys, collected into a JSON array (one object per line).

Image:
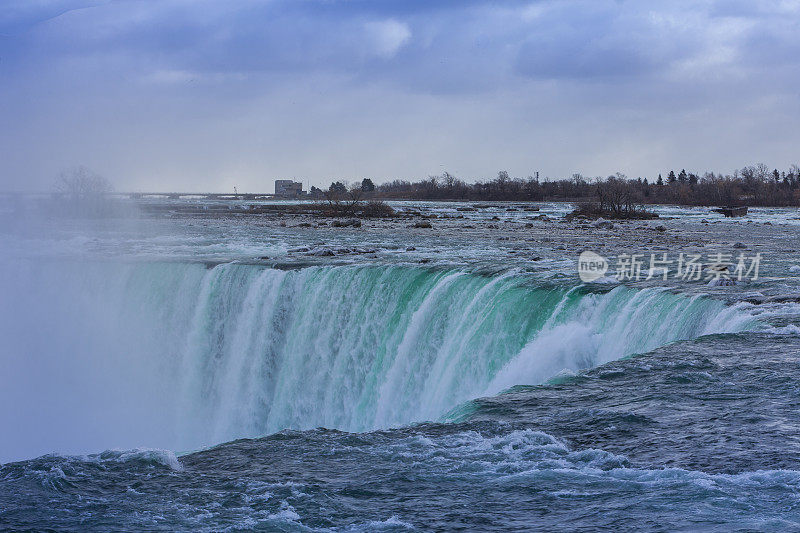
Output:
[{"xmin": 332, "ymin": 218, "xmax": 362, "ymax": 228}]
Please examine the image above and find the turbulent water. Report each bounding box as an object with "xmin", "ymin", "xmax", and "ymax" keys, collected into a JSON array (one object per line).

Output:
[
  {"xmin": 2, "ymin": 203, "xmax": 800, "ymax": 531},
  {"xmin": 0, "ymin": 261, "xmax": 755, "ymax": 458}
]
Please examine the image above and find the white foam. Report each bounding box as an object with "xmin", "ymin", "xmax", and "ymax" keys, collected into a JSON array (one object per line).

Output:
[
  {"xmin": 766, "ymin": 324, "xmax": 800, "ymax": 335},
  {"xmin": 0, "ymin": 262, "xmax": 761, "ymax": 461}
]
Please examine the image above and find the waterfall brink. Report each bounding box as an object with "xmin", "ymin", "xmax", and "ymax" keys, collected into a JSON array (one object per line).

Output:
[{"xmin": 0, "ymin": 261, "xmax": 757, "ymax": 458}]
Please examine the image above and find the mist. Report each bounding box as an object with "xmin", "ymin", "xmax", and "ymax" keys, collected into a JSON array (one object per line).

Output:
[{"xmin": 0, "ymin": 196, "xmax": 176, "ymax": 463}]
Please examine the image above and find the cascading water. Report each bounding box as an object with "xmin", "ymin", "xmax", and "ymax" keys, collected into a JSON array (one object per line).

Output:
[{"xmin": 0, "ymin": 260, "xmax": 757, "ymax": 461}]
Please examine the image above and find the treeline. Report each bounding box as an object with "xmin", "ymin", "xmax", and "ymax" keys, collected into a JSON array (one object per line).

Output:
[{"xmin": 311, "ymin": 164, "xmax": 800, "ymax": 206}]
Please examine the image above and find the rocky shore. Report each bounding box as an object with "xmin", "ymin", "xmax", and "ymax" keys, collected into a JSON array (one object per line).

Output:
[{"xmin": 134, "ymin": 200, "xmax": 798, "ymax": 294}]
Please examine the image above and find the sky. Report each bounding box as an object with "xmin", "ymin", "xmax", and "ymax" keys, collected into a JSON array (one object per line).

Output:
[{"xmin": 1, "ymin": 0, "xmax": 798, "ymax": 192}]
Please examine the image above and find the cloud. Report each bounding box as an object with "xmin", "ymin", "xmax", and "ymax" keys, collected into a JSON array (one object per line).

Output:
[
  {"xmin": 0, "ymin": 0, "xmax": 106, "ymax": 34},
  {"xmin": 364, "ymin": 19, "xmax": 411, "ymax": 58},
  {"xmin": 0, "ymin": 0, "xmax": 799, "ymax": 191}
]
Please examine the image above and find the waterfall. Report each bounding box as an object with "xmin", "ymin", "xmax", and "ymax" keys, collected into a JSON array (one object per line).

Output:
[{"xmin": 0, "ymin": 261, "xmax": 757, "ymax": 460}]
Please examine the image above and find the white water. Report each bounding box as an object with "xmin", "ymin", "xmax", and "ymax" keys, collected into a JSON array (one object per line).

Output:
[{"xmin": 0, "ymin": 261, "xmax": 757, "ymax": 461}]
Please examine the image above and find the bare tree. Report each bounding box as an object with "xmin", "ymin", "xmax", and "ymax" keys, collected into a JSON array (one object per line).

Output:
[
  {"xmin": 55, "ymin": 166, "xmax": 112, "ymax": 197},
  {"xmin": 323, "ymin": 182, "xmax": 364, "ymax": 217}
]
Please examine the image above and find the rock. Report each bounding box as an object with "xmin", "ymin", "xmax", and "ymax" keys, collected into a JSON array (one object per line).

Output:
[
  {"xmin": 654, "ymin": 225, "xmax": 666, "ymax": 232},
  {"xmin": 525, "ymin": 223, "xmax": 534, "ymax": 228},
  {"xmin": 592, "ymin": 219, "xmax": 614, "ymax": 229},
  {"xmin": 406, "ymin": 246, "xmax": 416, "ymax": 251},
  {"xmin": 303, "ymin": 246, "xmax": 378, "ymax": 257},
  {"xmin": 412, "ymin": 221, "xmax": 432, "ymax": 228},
  {"xmin": 296, "ymin": 222, "xmax": 312, "ymax": 227},
  {"xmin": 733, "ymin": 242, "xmax": 746, "ymax": 249},
  {"xmin": 332, "ymin": 218, "xmax": 361, "ymax": 227},
  {"xmin": 418, "ymin": 258, "xmax": 431, "ymax": 264},
  {"xmin": 259, "ymin": 256, "xmax": 270, "ymax": 260}
]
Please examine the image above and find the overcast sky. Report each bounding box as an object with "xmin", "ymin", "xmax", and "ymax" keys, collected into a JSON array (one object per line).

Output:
[{"xmin": 1, "ymin": 0, "xmax": 798, "ymax": 192}]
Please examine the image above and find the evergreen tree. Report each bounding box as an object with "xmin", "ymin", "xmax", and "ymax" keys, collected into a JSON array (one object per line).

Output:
[
  {"xmin": 329, "ymin": 181, "xmax": 347, "ymax": 194},
  {"xmin": 656, "ymin": 174, "xmax": 664, "ymax": 186},
  {"xmin": 360, "ymin": 178, "xmax": 375, "ymax": 192},
  {"xmin": 667, "ymin": 171, "xmax": 677, "ymax": 183}
]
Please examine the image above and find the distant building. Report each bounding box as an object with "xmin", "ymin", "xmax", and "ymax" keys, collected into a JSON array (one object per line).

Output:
[{"xmin": 274, "ymin": 180, "xmax": 303, "ymax": 198}]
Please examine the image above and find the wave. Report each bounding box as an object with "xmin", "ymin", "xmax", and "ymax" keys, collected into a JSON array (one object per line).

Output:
[
  {"xmin": 4, "ymin": 425, "xmax": 799, "ymax": 531},
  {"xmin": 0, "ymin": 261, "xmax": 758, "ymax": 459}
]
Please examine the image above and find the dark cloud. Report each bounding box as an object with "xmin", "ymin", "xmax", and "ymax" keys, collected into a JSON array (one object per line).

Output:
[
  {"xmin": 5, "ymin": 0, "xmax": 792, "ymax": 84},
  {"xmin": 0, "ymin": 0, "xmax": 798, "ymax": 190}
]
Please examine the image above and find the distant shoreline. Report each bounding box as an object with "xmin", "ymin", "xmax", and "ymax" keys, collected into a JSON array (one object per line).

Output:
[{"xmin": 3, "ymin": 192, "xmax": 800, "ymax": 210}]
